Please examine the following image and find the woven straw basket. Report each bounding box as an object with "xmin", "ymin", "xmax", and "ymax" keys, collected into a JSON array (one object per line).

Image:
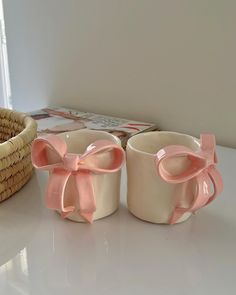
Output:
[{"xmin": 0, "ymin": 108, "xmax": 37, "ymax": 202}]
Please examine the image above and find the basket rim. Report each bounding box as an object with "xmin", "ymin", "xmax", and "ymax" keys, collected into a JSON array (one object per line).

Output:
[{"xmin": 0, "ymin": 108, "xmax": 37, "ymax": 160}]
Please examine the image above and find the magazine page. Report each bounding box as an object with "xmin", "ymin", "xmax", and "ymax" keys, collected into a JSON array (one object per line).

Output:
[{"xmin": 29, "ymin": 107, "xmax": 157, "ymax": 146}]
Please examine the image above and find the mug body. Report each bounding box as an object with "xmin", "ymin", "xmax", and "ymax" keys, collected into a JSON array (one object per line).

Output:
[
  {"xmin": 126, "ymin": 131, "xmax": 200, "ymax": 224},
  {"xmin": 57, "ymin": 129, "xmax": 122, "ymax": 222}
]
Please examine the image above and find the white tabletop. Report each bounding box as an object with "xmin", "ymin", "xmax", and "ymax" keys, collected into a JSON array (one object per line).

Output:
[{"xmin": 0, "ymin": 145, "xmax": 235, "ymax": 295}]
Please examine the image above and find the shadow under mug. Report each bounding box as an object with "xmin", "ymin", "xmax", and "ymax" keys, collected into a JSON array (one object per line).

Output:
[{"xmin": 126, "ymin": 131, "xmax": 202, "ymax": 224}]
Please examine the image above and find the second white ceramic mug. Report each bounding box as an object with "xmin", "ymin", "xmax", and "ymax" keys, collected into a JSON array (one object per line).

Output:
[{"xmin": 126, "ymin": 131, "xmax": 202, "ymax": 224}]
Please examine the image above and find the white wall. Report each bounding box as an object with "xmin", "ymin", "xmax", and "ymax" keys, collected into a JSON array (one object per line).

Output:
[
  {"xmin": 0, "ymin": 0, "xmax": 11, "ymax": 108},
  {"xmin": 3, "ymin": 0, "xmax": 236, "ymax": 147}
]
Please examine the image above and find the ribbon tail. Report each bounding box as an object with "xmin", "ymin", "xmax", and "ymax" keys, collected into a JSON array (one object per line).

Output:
[
  {"xmin": 75, "ymin": 172, "xmax": 96, "ymax": 223},
  {"xmin": 204, "ymin": 166, "xmax": 223, "ymax": 206},
  {"xmin": 81, "ymin": 212, "xmax": 94, "ymax": 224},
  {"xmin": 169, "ymin": 208, "xmax": 187, "ymax": 225},
  {"xmin": 168, "ymin": 182, "xmax": 191, "ymax": 224},
  {"xmin": 190, "ymin": 173, "xmax": 212, "ymax": 213},
  {"xmin": 168, "ymin": 175, "xmax": 210, "ymax": 224},
  {"xmin": 46, "ymin": 169, "xmax": 75, "ymax": 218}
]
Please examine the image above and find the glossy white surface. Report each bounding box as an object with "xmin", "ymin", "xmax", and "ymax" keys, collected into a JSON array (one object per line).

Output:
[{"xmin": 0, "ymin": 145, "xmax": 235, "ymax": 295}]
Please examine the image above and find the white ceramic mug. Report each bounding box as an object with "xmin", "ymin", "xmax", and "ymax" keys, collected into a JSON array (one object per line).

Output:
[
  {"xmin": 32, "ymin": 129, "xmax": 125, "ymax": 223},
  {"xmin": 126, "ymin": 131, "xmax": 223, "ymax": 224}
]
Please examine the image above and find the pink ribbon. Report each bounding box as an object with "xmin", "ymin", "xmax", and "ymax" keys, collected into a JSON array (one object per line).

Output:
[
  {"xmin": 31, "ymin": 135, "xmax": 125, "ymax": 223},
  {"xmin": 155, "ymin": 134, "xmax": 223, "ymax": 224}
]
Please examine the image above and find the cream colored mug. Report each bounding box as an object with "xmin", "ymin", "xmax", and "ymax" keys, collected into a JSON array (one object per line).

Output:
[
  {"xmin": 126, "ymin": 131, "xmax": 223, "ymax": 224},
  {"xmin": 32, "ymin": 129, "xmax": 125, "ymax": 223}
]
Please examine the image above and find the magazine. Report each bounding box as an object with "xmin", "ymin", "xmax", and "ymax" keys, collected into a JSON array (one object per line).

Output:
[{"xmin": 29, "ymin": 107, "xmax": 158, "ymax": 147}]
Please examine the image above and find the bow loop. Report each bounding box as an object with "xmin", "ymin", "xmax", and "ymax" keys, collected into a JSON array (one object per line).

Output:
[
  {"xmin": 79, "ymin": 140, "xmax": 125, "ymax": 173},
  {"xmin": 155, "ymin": 134, "xmax": 223, "ymax": 224},
  {"xmin": 31, "ymin": 135, "xmax": 67, "ymax": 170},
  {"xmin": 156, "ymin": 145, "xmax": 207, "ymax": 184}
]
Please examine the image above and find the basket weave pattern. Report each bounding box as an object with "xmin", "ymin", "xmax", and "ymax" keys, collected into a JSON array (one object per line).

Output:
[{"xmin": 0, "ymin": 108, "xmax": 37, "ymax": 202}]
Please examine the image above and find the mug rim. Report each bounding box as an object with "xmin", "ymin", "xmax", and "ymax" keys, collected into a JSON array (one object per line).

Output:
[
  {"xmin": 127, "ymin": 131, "xmax": 200, "ymax": 156},
  {"xmin": 58, "ymin": 129, "xmax": 121, "ymax": 145}
]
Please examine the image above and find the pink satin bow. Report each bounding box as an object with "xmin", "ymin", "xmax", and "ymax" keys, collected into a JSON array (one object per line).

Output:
[
  {"xmin": 31, "ymin": 135, "xmax": 125, "ymax": 223},
  {"xmin": 156, "ymin": 134, "xmax": 223, "ymax": 224}
]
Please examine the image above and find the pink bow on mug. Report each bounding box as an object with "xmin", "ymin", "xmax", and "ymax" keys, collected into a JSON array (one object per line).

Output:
[
  {"xmin": 31, "ymin": 135, "xmax": 125, "ymax": 223},
  {"xmin": 156, "ymin": 134, "xmax": 223, "ymax": 224}
]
